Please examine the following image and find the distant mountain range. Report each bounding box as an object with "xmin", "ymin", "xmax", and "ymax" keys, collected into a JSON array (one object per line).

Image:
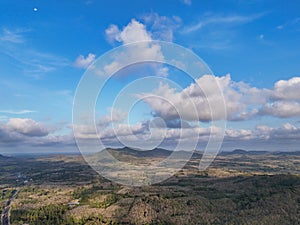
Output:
[
  {"xmin": 220, "ymin": 149, "xmax": 300, "ymax": 156},
  {"xmin": 1, "ymin": 148, "xmax": 299, "ymax": 159},
  {"xmin": 219, "ymin": 149, "xmax": 269, "ymax": 156},
  {"xmin": 103, "ymin": 147, "xmax": 300, "ymax": 159},
  {"xmin": 104, "ymin": 147, "xmax": 203, "ymax": 161}
]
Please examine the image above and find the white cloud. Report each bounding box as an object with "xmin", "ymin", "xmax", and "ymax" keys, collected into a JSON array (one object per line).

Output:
[
  {"xmin": 100, "ymin": 19, "xmax": 166, "ymax": 77},
  {"xmin": 0, "ymin": 28, "xmax": 26, "ymax": 43},
  {"xmin": 0, "ymin": 110, "xmax": 36, "ymax": 115},
  {"xmin": 75, "ymin": 116, "xmax": 218, "ymax": 150},
  {"xmin": 106, "ymin": 19, "xmax": 152, "ymax": 44},
  {"xmin": 73, "ymin": 108, "xmax": 128, "ymax": 140},
  {"xmin": 226, "ymin": 129, "xmax": 254, "ymax": 140},
  {"xmin": 72, "ymin": 75, "xmax": 300, "ymax": 151},
  {"xmin": 137, "ymin": 74, "xmax": 300, "ymax": 121},
  {"xmin": 226, "ymin": 123, "xmax": 300, "ymax": 142},
  {"xmin": 180, "ymin": 13, "xmax": 265, "ymax": 51},
  {"xmin": 157, "ymin": 67, "xmax": 169, "ymax": 77},
  {"xmin": 141, "ymin": 13, "xmax": 182, "ymax": 41},
  {"xmin": 0, "ymin": 28, "xmax": 69, "ymax": 77},
  {"xmin": 105, "ymin": 24, "xmax": 121, "ymax": 44},
  {"xmin": 119, "ymin": 19, "xmax": 152, "ymax": 43},
  {"xmin": 100, "ymin": 42, "xmax": 165, "ymax": 76},
  {"xmin": 182, "ymin": 14, "xmax": 263, "ymax": 34},
  {"xmin": 106, "ymin": 14, "xmax": 182, "ymax": 43},
  {"xmin": 101, "ymin": 123, "xmax": 145, "ymax": 139},
  {"xmin": 257, "ymin": 76, "xmax": 300, "ymax": 118},
  {"xmin": 260, "ymin": 101, "xmax": 300, "ymax": 118},
  {"xmin": 0, "ymin": 118, "xmax": 75, "ymax": 149},
  {"xmin": 272, "ymin": 77, "xmax": 300, "ymax": 100},
  {"xmin": 12, "ymin": 50, "xmax": 69, "ymax": 77},
  {"xmin": 72, "ymin": 116, "xmax": 299, "ymax": 151},
  {"xmin": 98, "ymin": 108, "xmax": 128, "ymax": 127},
  {"xmin": 74, "ymin": 53, "xmax": 96, "ymax": 69},
  {"xmin": 73, "ymin": 105, "xmax": 217, "ymax": 149},
  {"xmin": 6, "ymin": 118, "xmax": 49, "ymax": 137},
  {"xmin": 138, "ymin": 74, "xmax": 270, "ymax": 122},
  {"xmin": 276, "ymin": 18, "xmax": 300, "ymax": 31}
]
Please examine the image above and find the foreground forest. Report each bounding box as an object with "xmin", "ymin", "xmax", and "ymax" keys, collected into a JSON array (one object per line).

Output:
[{"xmin": 1, "ymin": 149, "xmax": 300, "ymax": 225}]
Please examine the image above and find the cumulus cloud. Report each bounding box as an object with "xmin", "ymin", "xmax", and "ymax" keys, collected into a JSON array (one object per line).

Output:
[
  {"xmin": 4, "ymin": 117, "xmax": 298, "ymax": 151},
  {"xmin": 272, "ymin": 77, "xmax": 300, "ymax": 100},
  {"xmin": 0, "ymin": 118, "xmax": 76, "ymax": 150},
  {"xmin": 76, "ymin": 108, "xmax": 272, "ymax": 152},
  {"xmin": 105, "ymin": 19, "xmax": 152, "ymax": 44},
  {"xmin": 6, "ymin": 118, "xmax": 49, "ymax": 137},
  {"xmin": 98, "ymin": 108, "xmax": 128, "ymax": 127},
  {"xmin": 271, "ymin": 123, "xmax": 300, "ymax": 139},
  {"xmin": 74, "ymin": 53, "xmax": 96, "ymax": 69},
  {"xmin": 73, "ymin": 108, "xmax": 128, "ymax": 140},
  {"xmin": 260, "ymin": 101, "xmax": 300, "ymax": 118},
  {"xmin": 225, "ymin": 129, "xmax": 254, "ymax": 140},
  {"xmin": 106, "ymin": 14, "xmax": 181, "ymax": 43},
  {"xmin": 138, "ymin": 74, "xmax": 271, "ymax": 122},
  {"xmin": 105, "ymin": 24, "xmax": 121, "ymax": 44},
  {"xmin": 99, "ymin": 19, "xmax": 167, "ymax": 77},
  {"xmin": 226, "ymin": 123, "xmax": 300, "ymax": 142},
  {"xmin": 118, "ymin": 19, "xmax": 152, "ymax": 43},
  {"xmin": 73, "ymin": 105, "xmax": 219, "ymax": 150},
  {"xmin": 137, "ymin": 74, "xmax": 300, "ymax": 122},
  {"xmin": 0, "ymin": 118, "xmax": 48, "ymax": 144},
  {"xmin": 75, "ymin": 117, "xmax": 216, "ymax": 150},
  {"xmin": 258, "ymin": 76, "xmax": 300, "ymax": 118},
  {"xmin": 72, "ymin": 74, "xmax": 300, "ymax": 151},
  {"xmin": 3, "ymin": 76, "xmax": 300, "ymax": 152}
]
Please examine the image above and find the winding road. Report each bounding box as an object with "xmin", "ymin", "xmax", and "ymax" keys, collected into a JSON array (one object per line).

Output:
[{"xmin": 1, "ymin": 189, "xmax": 18, "ymax": 225}]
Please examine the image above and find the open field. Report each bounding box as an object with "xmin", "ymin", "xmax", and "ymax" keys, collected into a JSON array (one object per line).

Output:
[{"xmin": 1, "ymin": 149, "xmax": 300, "ymax": 225}]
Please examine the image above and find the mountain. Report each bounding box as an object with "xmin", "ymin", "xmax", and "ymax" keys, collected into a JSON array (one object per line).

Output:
[
  {"xmin": 110, "ymin": 147, "xmax": 172, "ymax": 158},
  {"xmin": 219, "ymin": 149, "xmax": 247, "ymax": 156},
  {"xmin": 219, "ymin": 149, "xmax": 300, "ymax": 156},
  {"xmin": 90, "ymin": 147, "xmax": 300, "ymax": 161},
  {"xmin": 105, "ymin": 147, "xmax": 170, "ymax": 159},
  {"xmin": 273, "ymin": 151, "xmax": 300, "ymax": 156},
  {"xmin": 219, "ymin": 149, "xmax": 270, "ymax": 156},
  {"xmin": 0, "ymin": 154, "xmax": 8, "ymax": 159},
  {"xmin": 99, "ymin": 147, "xmax": 203, "ymax": 162}
]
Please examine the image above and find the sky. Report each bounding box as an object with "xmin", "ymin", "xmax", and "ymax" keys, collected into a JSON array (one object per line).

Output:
[{"xmin": 0, "ymin": 0, "xmax": 300, "ymax": 154}]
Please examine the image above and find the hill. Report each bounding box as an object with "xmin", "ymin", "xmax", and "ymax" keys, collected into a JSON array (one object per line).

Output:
[
  {"xmin": 108, "ymin": 146, "xmax": 172, "ymax": 158},
  {"xmin": 104, "ymin": 147, "xmax": 300, "ymax": 160},
  {"xmin": 0, "ymin": 154, "xmax": 8, "ymax": 159}
]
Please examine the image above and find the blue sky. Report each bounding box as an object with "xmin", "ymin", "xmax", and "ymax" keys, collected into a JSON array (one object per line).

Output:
[{"xmin": 1, "ymin": 0, "xmax": 300, "ymax": 154}]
